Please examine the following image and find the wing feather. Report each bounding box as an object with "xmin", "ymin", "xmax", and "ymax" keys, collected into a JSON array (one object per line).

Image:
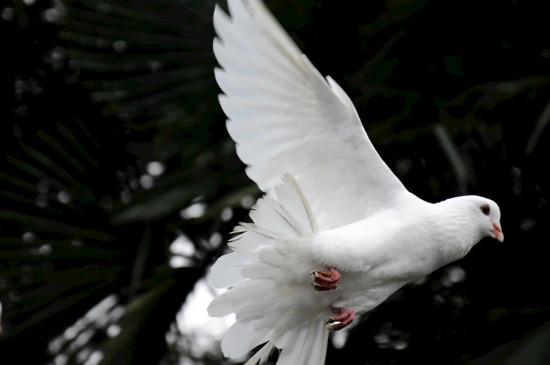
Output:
[{"xmin": 215, "ymin": 0, "xmax": 409, "ymax": 229}]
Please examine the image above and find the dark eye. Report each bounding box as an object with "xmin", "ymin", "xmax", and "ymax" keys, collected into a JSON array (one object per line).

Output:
[{"xmin": 480, "ymin": 205, "xmax": 490, "ymax": 216}]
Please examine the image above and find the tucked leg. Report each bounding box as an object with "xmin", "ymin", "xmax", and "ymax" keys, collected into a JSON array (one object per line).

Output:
[
  {"xmin": 326, "ymin": 307, "xmax": 356, "ymax": 331},
  {"xmin": 310, "ymin": 266, "xmax": 341, "ymax": 291}
]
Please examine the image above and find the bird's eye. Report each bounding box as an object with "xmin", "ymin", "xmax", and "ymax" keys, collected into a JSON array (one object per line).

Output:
[{"xmin": 480, "ymin": 205, "xmax": 490, "ymax": 216}]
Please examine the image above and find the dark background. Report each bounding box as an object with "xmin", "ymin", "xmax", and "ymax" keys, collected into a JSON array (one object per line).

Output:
[{"xmin": 1, "ymin": 0, "xmax": 550, "ymax": 364}]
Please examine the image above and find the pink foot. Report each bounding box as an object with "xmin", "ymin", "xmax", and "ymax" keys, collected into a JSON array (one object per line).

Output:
[
  {"xmin": 310, "ymin": 266, "xmax": 341, "ymax": 291},
  {"xmin": 326, "ymin": 307, "xmax": 356, "ymax": 331}
]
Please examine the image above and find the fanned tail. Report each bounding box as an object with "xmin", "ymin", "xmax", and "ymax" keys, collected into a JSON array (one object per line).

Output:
[
  {"xmin": 208, "ymin": 174, "xmax": 329, "ymax": 364},
  {"xmin": 244, "ymin": 341, "xmax": 275, "ymax": 365}
]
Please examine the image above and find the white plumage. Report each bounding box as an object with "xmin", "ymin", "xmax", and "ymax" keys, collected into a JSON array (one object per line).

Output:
[{"xmin": 208, "ymin": 1, "xmax": 504, "ymax": 364}]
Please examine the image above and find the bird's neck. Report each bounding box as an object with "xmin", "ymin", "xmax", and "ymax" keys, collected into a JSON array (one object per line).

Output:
[{"xmin": 432, "ymin": 199, "xmax": 481, "ymax": 261}]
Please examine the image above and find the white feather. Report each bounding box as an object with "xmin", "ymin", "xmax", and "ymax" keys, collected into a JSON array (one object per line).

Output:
[
  {"xmin": 208, "ymin": 278, "xmax": 276, "ymax": 317},
  {"xmin": 209, "ymin": 174, "xmax": 331, "ymax": 363},
  {"xmin": 213, "ymin": 0, "xmax": 408, "ymax": 230},
  {"xmin": 277, "ymin": 320, "xmax": 329, "ymax": 365},
  {"xmin": 209, "ymin": 2, "xmax": 504, "ymax": 365},
  {"xmin": 244, "ymin": 341, "xmax": 275, "ymax": 365},
  {"xmin": 221, "ymin": 321, "xmax": 255, "ymax": 358},
  {"xmin": 241, "ymin": 261, "xmax": 277, "ymax": 280},
  {"xmin": 228, "ymin": 230, "xmax": 275, "ymax": 254},
  {"xmin": 249, "ymin": 197, "xmax": 302, "ymax": 236},
  {"xmin": 208, "ymin": 252, "xmax": 249, "ymax": 289}
]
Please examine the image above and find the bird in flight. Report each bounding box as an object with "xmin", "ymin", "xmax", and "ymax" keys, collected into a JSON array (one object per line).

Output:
[{"xmin": 208, "ymin": 1, "xmax": 504, "ymax": 364}]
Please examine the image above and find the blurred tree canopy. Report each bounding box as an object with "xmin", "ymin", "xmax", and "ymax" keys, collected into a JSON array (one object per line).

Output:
[{"xmin": 1, "ymin": 0, "xmax": 550, "ymax": 364}]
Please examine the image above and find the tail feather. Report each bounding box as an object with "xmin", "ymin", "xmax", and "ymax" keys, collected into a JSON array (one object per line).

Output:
[
  {"xmin": 208, "ymin": 278, "xmax": 276, "ymax": 317},
  {"xmin": 221, "ymin": 322, "xmax": 255, "ymax": 358},
  {"xmin": 244, "ymin": 341, "xmax": 276, "ymax": 365},
  {"xmin": 277, "ymin": 320, "xmax": 329, "ymax": 365},
  {"xmin": 208, "ymin": 252, "xmax": 249, "ymax": 288},
  {"xmin": 228, "ymin": 229, "xmax": 275, "ymax": 255},
  {"xmin": 277, "ymin": 325, "xmax": 308, "ymax": 365},
  {"xmin": 241, "ymin": 261, "xmax": 278, "ymax": 280},
  {"xmin": 208, "ymin": 174, "xmax": 329, "ymax": 364}
]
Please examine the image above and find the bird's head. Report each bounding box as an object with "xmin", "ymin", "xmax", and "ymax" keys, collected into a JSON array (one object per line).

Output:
[
  {"xmin": 476, "ymin": 197, "xmax": 504, "ymax": 242},
  {"xmin": 444, "ymin": 195, "xmax": 503, "ymax": 243}
]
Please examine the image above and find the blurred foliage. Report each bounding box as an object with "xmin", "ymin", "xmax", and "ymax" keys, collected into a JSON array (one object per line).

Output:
[{"xmin": 1, "ymin": 0, "xmax": 550, "ymax": 364}]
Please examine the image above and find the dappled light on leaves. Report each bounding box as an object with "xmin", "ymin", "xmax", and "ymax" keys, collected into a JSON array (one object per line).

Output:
[
  {"xmin": 1, "ymin": 6, "xmax": 14, "ymax": 22},
  {"xmin": 374, "ymin": 323, "xmax": 409, "ymax": 351},
  {"xmin": 180, "ymin": 201, "xmax": 206, "ymax": 220},
  {"xmin": 220, "ymin": 207, "xmax": 233, "ymax": 222},
  {"xmin": 47, "ymin": 294, "xmax": 123, "ymax": 365},
  {"xmin": 440, "ymin": 266, "xmax": 467, "ymax": 288},
  {"xmin": 169, "ymin": 234, "xmax": 195, "ymax": 268},
  {"xmin": 169, "ymin": 279, "xmax": 235, "ymax": 362},
  {"xmin": 146, "ymin": 161, "xmax": 165, "ymax": 177}
]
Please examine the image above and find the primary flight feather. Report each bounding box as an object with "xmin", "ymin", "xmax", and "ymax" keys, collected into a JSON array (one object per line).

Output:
[{"xmin": 208, "ymin": 1, "xmax": 504, "ymax": 364}]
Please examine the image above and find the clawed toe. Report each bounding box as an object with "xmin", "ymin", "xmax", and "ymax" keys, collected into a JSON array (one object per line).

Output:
[
  {"xmin": 326, "ymin": 307, "xmax": 356, "ymax": 331},
  {"xmin": 310, "ymin": 266, "xmax": 341, "ymax": 291}
]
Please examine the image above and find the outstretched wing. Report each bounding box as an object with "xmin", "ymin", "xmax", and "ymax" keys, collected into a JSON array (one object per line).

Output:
[{"xmin": 214, "ymin": 0, "xmax": 408, "ymax": 229}]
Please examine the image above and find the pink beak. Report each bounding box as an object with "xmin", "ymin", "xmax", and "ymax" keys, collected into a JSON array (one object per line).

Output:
[{"xmin": 492, "ymin": 222, "xmax": 504, "ymax": 242}]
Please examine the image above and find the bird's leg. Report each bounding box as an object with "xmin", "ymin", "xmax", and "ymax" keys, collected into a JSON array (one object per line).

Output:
[
  {"xmin": 326, "ymin": 307, "xmax": 356, "ymax": 331},
  {"xmin": 310, "ymin": 266, "xmax": 341, "ymax": 291}
]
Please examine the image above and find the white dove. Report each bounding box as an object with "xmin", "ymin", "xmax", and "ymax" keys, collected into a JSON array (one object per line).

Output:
[{"xmin": 207, "ymin": 1, "xmax": 504, "ymax": 364}]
